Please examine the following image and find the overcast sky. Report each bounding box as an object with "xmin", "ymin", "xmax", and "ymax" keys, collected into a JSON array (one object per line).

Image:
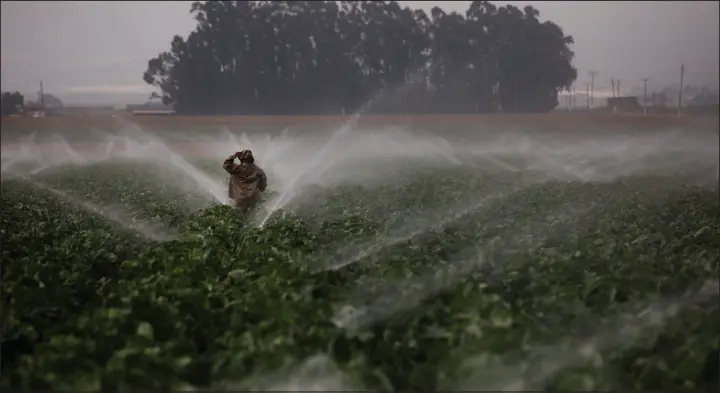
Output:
[{"xmin": 1, "ymin": 1, "xmax": 718, "ymax": 105}]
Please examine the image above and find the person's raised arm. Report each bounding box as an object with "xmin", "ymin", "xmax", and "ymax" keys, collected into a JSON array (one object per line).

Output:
[{"xmin": 223, "ymin": 153, "xmax": 239, "ymax": 174}]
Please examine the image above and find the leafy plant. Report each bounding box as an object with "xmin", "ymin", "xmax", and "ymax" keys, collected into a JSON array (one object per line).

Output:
[{"xmin": 1, "ymin": 163, "xmax": 718, "ymax": 391}]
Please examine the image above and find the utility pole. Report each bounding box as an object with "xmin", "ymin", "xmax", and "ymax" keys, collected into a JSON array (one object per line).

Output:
[
  {"xmin": 589, "ymin": 70, "xmax": 597, "ymax": 109},
  {"xmin": 585, "ymin": 83, "xmax": 591, "ymax": 111},
  {"xmin": 39, "ymin": 80, "xmax": 45, "ymax": 110},
  {"xmin": 566, "ymin": 89, "xmax": 570, "ymax": 110},
  {"xmin": 574, "ymin": 87, "xmax": 578, "ymax": 110},
  {"xmin": 677, "ymin": 64, "xmax": 685, "ymax": 118},
  {"xmin": 642, "ymin": 78, "xmax": 650, "ymax": 116},
  {"xmin": 616, "ymin": 79, "xmax": 621, "ymax": 97},
  {"xmin": 611, "ymin": 78, "xmax": 616, "ymax": 98}
]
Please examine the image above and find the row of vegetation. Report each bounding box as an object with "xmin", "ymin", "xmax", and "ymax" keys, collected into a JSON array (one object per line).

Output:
[
  {"xmin": 143, "ymin": 1, "xmax": 578, "ymax": 115},
  {"xmin": 2, "ymin": 162, "xmax": 718, "ymax": 390}
]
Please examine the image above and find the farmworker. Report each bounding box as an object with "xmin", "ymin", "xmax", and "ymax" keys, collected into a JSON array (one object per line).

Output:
[{"xmin": 223, "ymin": 149, "xmax": 268, "ymax": 213}]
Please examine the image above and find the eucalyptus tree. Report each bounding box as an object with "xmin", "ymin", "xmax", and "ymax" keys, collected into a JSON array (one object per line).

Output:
[{"xmin": 143, "ymin": 1, "xmax": 577, "ymax": 115}]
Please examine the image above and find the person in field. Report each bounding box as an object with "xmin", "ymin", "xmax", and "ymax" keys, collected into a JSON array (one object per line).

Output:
[{"xmin": 223, "ymin": 149, "xmax": 268, "ymax": 213}]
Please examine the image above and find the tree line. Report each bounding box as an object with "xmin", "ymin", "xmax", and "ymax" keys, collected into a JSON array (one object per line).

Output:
[{"xmin": 143, "ymin": 1, "xmax": 578, "ymax": 115}]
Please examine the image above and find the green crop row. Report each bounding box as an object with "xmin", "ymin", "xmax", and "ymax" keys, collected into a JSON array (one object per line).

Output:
[{"xmin": 1, "ymin": 163, "xmax": 718, "ymax": 391}]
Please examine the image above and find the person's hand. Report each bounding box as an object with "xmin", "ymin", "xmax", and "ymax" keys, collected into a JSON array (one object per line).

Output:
[{"xmin": 234, "ymin": 151, "xmax": 241, "ymax": 158}]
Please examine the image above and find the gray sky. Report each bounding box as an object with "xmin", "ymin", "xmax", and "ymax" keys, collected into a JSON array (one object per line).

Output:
[{"xmin": 1, "ymin": 1, "xmax": 718, "ymax": 105}]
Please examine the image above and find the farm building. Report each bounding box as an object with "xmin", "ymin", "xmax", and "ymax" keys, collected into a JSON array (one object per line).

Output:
[
  {"xmin": 41, "ymin": 94, "xmax": 64, "ymax": 108},
  {"xmin": 22, "ymin": 94, "xmax": 65, "ymax": 117},
  {"xmin": 126, "ymin": 102, "xmax": 174, "ymax": 116},
  {"xmin": 607, "ymin": 96, "xmax": 642, "ymax": 113}
]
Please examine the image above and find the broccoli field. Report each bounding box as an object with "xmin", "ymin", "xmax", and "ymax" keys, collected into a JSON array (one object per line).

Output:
[{"xmin": 1, "ymin": 122, "xmax": 719, "ymax": 391}]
